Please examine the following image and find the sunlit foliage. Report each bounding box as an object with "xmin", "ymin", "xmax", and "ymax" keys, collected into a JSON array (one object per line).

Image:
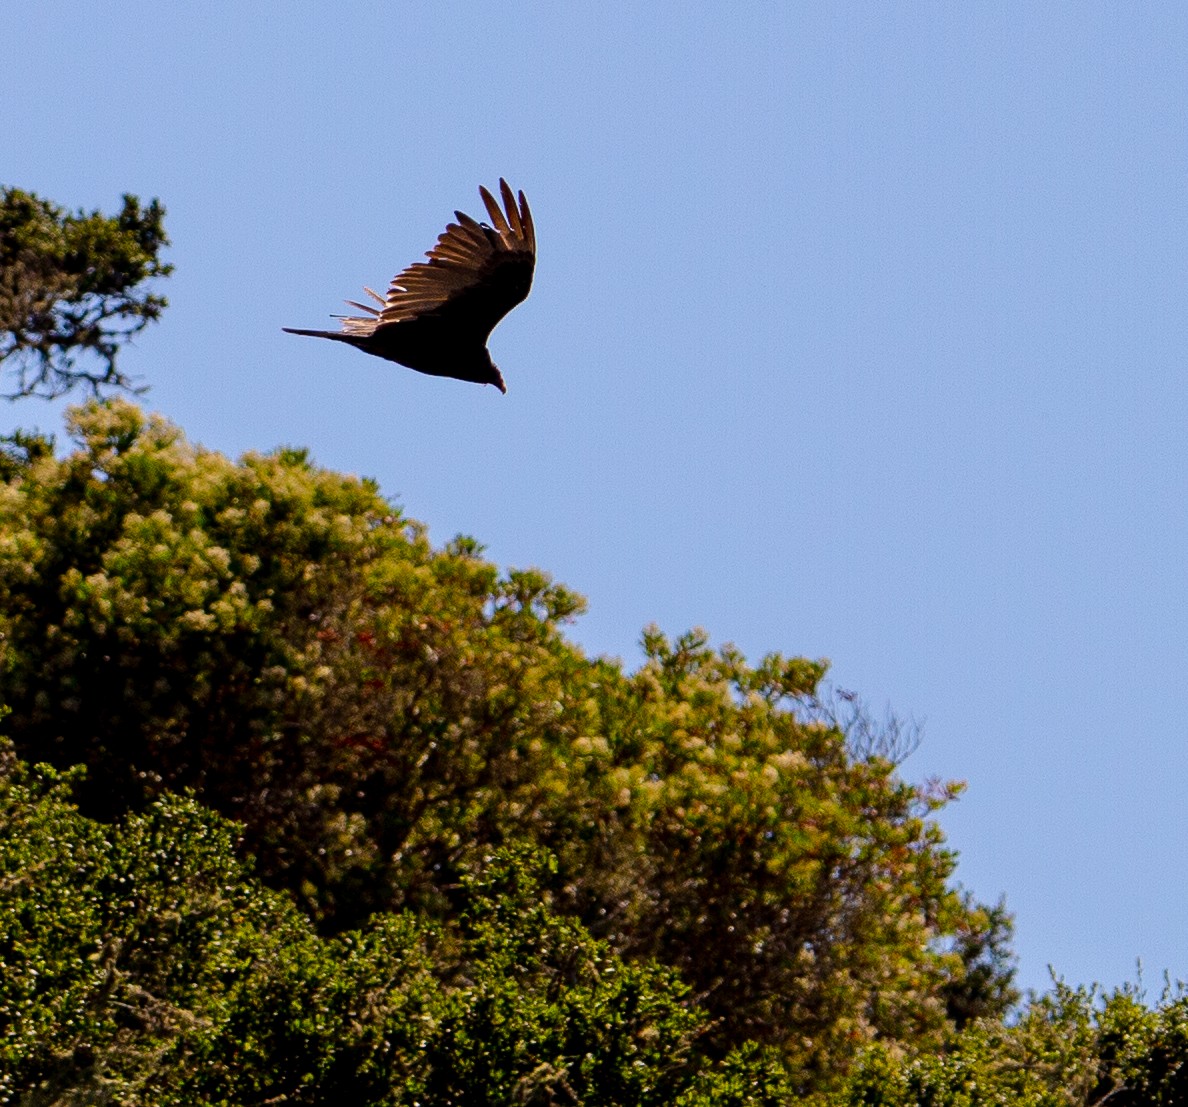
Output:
[{"xmin": 0, "ymin": 402, "xmax": 1012, "ymax": 1083}]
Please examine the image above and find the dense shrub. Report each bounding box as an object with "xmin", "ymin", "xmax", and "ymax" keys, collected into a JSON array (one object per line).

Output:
[
  {"xmin": 839, "ymin": 980, "xmax": 1188, "ymax": 1106},
  {"xmin": 0, "ymin": 746, "xmax": 800, "ymax": 1105}
]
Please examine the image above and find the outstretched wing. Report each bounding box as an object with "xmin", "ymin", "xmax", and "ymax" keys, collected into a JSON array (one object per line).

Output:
[{"xmin": 364, "ymin": 180, "xmax": 535, "ymax": 342}]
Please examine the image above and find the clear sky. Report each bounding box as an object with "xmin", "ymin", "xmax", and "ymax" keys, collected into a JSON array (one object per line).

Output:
[{"xmin": 6, "ymin": 2, "xmax": 1188, "ymax": 998}]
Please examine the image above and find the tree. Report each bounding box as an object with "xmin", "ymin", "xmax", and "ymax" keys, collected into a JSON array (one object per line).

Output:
[
  {"xmin": 8, "ymin": 732, "xmax": 1188, "ymax": 1103},
  {"xmin": 536, "ymin": 627, "xmax": 970, "ymax": 1080},
  {"xmin": 0, "ymin": 187, "xmax": 171, "ymax": 399},
  {"xmin": 0, "ymin": 401, "xmax": 1013, "ymax": 1087}
]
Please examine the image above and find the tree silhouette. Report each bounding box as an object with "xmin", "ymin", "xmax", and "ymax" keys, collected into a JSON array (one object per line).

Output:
[{"xmin": 0, "ymin": 187, "xmax": 171, "ymax": 399}]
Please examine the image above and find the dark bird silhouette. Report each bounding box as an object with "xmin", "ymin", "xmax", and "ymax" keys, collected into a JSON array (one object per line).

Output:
[{"xmin": 284, "ymin": 180, "xmax": 535, "ymax": 393}]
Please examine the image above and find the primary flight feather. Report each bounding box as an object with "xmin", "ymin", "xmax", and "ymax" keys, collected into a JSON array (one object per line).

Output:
[{"xmin": 284, "ymin": 180, "xmax": 535, "ymax": 393}]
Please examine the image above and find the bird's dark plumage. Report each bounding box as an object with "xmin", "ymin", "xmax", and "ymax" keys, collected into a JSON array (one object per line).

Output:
[{"xmin": 284, "ymin": 180, "xmax": 535, "ymax": 393}]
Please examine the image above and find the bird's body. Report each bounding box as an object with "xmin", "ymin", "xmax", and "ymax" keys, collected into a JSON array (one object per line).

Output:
[
  {"xmin": 284, "ymin": 180, "xmax": 535, "ymax": 393},
  {"xmin": 283, "ymin": 314, "xmax": 504, "ymax": 387}
]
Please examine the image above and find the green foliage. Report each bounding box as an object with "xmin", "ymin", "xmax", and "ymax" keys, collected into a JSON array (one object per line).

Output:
[
  {"xmin": 0, "ymin": 749, "xmax": 794, "ymax": 1104},
  {"xmin": 535, "ymin": 627, "xmax": 965, "ymax": 1078},
  {"xmin": 7, "ymin": 740, "xmax": 1186, "ymax": 1104},
  {"xmin": 414, "ymin": 846, "xmax": 728, "ymax": 1106},
  {"xmin": 836, "ymin": 980, "xmax": 1188, "ymax": 1106},
  {"xmin": 0, "ymin": 743, "xmax": 304, "ymax": 1103},
  {"xmin": 0, "ymin": 187, "xmax": 171, "ymax": 398},
  {"xmin": 0, "ymin": 401, "xmax": 400, "ymax": 817},
  {"xmin": 940, "ymin": 892, "xmax": 1020, "ymax": 1029},
  {"xmin": 0, "ymin": 401, "xmax": 1012, "ymax": 1085},
  {"xmin": 5, "ymin": 183, "xmax": 1178, "ymax": 1101}
]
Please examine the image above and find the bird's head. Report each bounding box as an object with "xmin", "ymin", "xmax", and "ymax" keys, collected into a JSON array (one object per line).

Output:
[{"xmin": 462, "ymin": 349, "xmax": 506, "ymax": 393}]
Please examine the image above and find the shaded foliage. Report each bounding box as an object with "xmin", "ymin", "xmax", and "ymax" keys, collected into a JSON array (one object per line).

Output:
[
  {"xmin": 941, "ymin": 891, "xmax": 1020, "ymax": 1030},
  {"xmin": 0, "ymin": 187, "xmax": 171, "ymax": 399},
  {"xmin": 0, "ymin": 748, "xmax": 796, "ymax": 1105},
  {"xmin": 6, "ymin": 740, "xmax": 1187, "ymax": 1104}
]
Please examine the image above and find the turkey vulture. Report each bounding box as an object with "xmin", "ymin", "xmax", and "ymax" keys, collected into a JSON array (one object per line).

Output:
[{"xmin": 284, "ymin": 180, "xmax": 535, "ymax": 393}]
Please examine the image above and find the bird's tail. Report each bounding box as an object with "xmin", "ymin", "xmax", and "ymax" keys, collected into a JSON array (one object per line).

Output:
[{"xmin": 282, "ymin": 327, "xmax": 357, "ymax": 342}]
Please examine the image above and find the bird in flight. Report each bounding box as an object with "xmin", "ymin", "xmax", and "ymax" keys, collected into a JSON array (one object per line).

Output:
[{"xmin": 284, "ymin": 180, "xmax": 535, "ymax": 393}]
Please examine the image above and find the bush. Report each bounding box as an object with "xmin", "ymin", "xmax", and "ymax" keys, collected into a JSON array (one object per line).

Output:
[
  {"xmin": 837, "ymin": 980, "xmax": 1188, "ymax": 1107},
  {"xmin": 0, "ymin": 744, "xmax": 800, "ymax": 1105}
]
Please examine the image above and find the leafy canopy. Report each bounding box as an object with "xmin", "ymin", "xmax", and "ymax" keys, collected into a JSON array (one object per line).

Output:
[{"xmin": 0, "ymin": 401, "xmax": 1014, "ymax": 1084}]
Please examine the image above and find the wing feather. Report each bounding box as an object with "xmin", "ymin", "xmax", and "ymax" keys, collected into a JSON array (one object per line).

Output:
[
  {"xmin": 518, "ymin": 189, "xmax": 535, "ymax": 253},
  {"xmin": 480, "ymin": 184, "xmax": 512, "ymax": 237},
  {"xmin": 500, "ymin": 179, "xmax": 523, "ymax": 237},
  {"xmin": 373, "ymin": 181, "xmax": 536, "ymax": 337},
  {"xmin": 432, "ymin": 242, "xmax": 479, "ymax": 264},
  {"xmin": 300, "ymin": 182, "xmax": 536, "ymax": 343}
]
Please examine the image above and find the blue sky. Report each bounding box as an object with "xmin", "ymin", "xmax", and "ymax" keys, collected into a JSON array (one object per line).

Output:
[{"xmin": 7, "ymin": 2, "xmax": 1188, "ymax": 997}]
